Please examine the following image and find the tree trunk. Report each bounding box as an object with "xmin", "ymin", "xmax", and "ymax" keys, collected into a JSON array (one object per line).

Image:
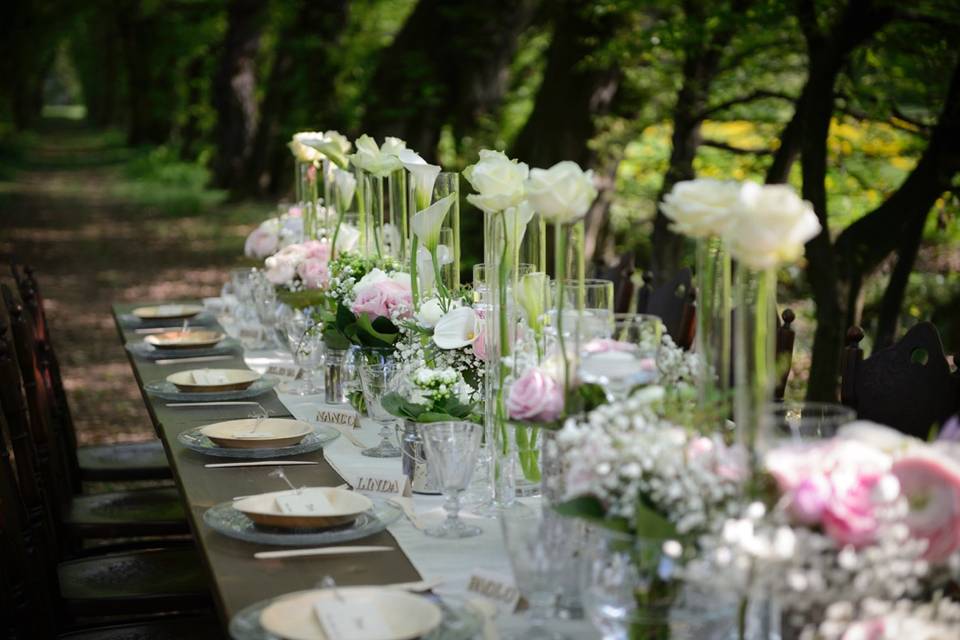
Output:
[
  {"xmin": 244, "ymin": 0, "xmax": 350, "ymax": 197},
  {"xmin": 116, "ymin": 5, "xmax": 174, "ymax": 145},
  {"xmin": 211, "ymin": 0, "xmax": 267, "ymax": 192},
  {"xmin": 363, "ymin": 0, "xmax": 537, "ymax": 159}
]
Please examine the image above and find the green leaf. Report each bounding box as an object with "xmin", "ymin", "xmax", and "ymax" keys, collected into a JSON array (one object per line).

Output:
[
  {"xmin": 416, "ymin": 411, "xmax": 466, "ymax": 423},
  {"xmin": 356, "ymin": 313, "xmax": 399, "ymax": 346},
  {"xmin": 633, "ymin": 501, "xmax": 677, "ymax": 540}
]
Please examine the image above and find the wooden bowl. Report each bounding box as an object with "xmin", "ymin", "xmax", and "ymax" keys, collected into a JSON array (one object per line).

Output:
[
  {"xmin": 233, "ymin": 488, "xmax": 373, "ymax": 530},
  {"xmin": 166, "ymin": 368, "xmax": 260, "ymax": 393},
  {"xmin": 145, "ymin": 330, "xmax": 225, "ymax": 350},
  {"xmin": 200, "ymin": 418, "xmax": 313, "ymax": 449},
  {"xmin": 132, "ymin": 304, "xmax": 204, "ymax": 320}
]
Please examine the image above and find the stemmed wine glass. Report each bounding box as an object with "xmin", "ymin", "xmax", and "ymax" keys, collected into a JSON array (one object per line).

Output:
[
  {"xmin": 420, "ymin": 421, "xmax": 483, "ymax": 539},
  {"xmin": 578, "ymin": 313, "xmax": 663, "ymax": 402},
  {"xmin": 758, "ymin": 401, "xmax": 857, "ymax": 453},
  {"xmin": 251, "ymin": 271, "xmax": 281, "ymax": 348},
  {"xmin": 276, "ymin": 307, "xmax": 323, "ymax": 395},
  {"xmin": 356, "ymin": 348, "xmax": 402, "ymax": 458}
]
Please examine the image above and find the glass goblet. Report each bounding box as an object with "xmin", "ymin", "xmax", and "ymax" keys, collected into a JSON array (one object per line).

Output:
[
  {"xmin": 276, "ymin": 308, "xmax": 313, "ymax": 394},
  {"xmin": 293, "ymin": 326, "xmax": 325, "ymax": 395},
  {"xmin": 758, "ymin": 401, "xmax": 857, "ymax": 453},
  {"xmin": 420, "ymin": 421, "xmax": 483, "ymax": 539},
  {"xmin": 500, "ymin": 509, "xmax": 570, "ymax": 640},
  {"xmin": 356, "ymin": 349, "xmax": 402, "ymax": 458}
]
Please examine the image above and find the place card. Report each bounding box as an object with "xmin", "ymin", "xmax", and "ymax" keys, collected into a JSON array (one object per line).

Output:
[
  {"xmin": 314, "ymin": 600, "xmax": 391, "ymax": 640},
  {"xmin": 266, "ymin": 364, "xmax": 302, "ymax": 380},
  {"xmin": 352, "ymin": 472, "xmax": 411, "ymax": 498},
  {"xmin": 275, "ymin": 490, "xmax": 332, "ymax": 514},
  {"xmin": 315, "ymin": 407, "xmax": 360, "ymax": 429},
  {"xmin": 238, "ymin": 326, "xmax": 263, "ymax": 341},
  {"xmin": 193, "ymin": 370, "xmax": 229, "ymax": 385},
  {"xmin": 466, "ymin": 569, "xmax": 521, "ymax": 612}
]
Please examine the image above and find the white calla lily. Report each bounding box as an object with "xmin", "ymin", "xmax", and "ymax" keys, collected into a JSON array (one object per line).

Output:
[
  {"xmin": 400, "ymin": 148, "xmax": 442, "ymax": 211},
  {"xmin": 412, "ymin": 193, "xmax": 456, "ymax": 251},
  {"xmin": 287, "ymin": 139, "xmax": 320, "ymax": 163},
  {"xmin": 334, "ymin": 223, "xmax": 360, "ymax": 253},
  {"xmin": 416, "ymin": 297, "xmax": 458, "ymax": 329},
  {"xmin": 295, "ymin": 131, "xmax": 350, "ymax": 168},
  {"xmin": 417, "ymin": 244, "xmax": 452, "ymax": 294},
  {"xmin": 348, "ymin": 134, "xmax": 402, "ymax": 177},
  {"xmin": 433, "ymin": 306, "xmax": 480, "ymax": 350},
  {"xmin": 503, "ymin": 200, "xmax": 535, "ymax": 259},
  {"xmin": 333, "ymin": 168, "xmax": 356, "ymax": 212}
]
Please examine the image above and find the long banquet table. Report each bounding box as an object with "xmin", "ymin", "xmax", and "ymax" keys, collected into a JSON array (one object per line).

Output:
[{"xmin": 111, "ymin": 302, "xmax": 421, "ymax": 623}]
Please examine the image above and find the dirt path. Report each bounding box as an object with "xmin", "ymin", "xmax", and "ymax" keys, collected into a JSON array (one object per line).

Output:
[{"xmin": 0, "ymin": 120, "xmax": 262, "ymax": 445}]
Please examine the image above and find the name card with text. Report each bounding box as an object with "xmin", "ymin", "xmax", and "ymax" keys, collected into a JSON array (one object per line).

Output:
[
  {"xmin": 466, "ymin": 569, "xmax": 521, "ymax": 612},
  {"xmin": 314, "ymin": 600, "xmax": 391, "ymax": 640},
  {"xmin": 352, "ymin": 473, "xmax": 411, "ymax": 498},
  {"xmin": 315, "ymin": 408, "xmax": 359, "ymax": 428},
  {"xmin": 266, "ymin": 364, "xmax": 302, "ymax": 380},
  {"xmin": 238, "ymin": 326, "xmax": 263, "ymax": 341}
]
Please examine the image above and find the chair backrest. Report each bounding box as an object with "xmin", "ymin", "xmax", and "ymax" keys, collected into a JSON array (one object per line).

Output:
[
  {"xmin": 0, "ymin": 406, "xmax": 58, "ymax": 638},
  {"xmin": 841, "ymin": 322, "xmax": 960, "ymax": 439},
  {"xmin": 11, "ymin": 262, "xmax": 80, "ymax": 478},
  {"xmin": 1, "ymin": 284, "xmax": 79, "ymax": 502},
  {"xmin": 595, "ymin": 255, "xmax": 635, "ymax": 313},
  {"xmin": 636, "ymin": 269, "xmax": 696, "ymax": 350},
  {"xmin": 775, "ymin": 309, "xmax": 796, "ymax": 401}
]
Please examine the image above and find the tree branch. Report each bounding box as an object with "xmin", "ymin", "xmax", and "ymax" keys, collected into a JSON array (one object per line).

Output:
[
  {"xmin": 697, "ymin": 89, "xmax": 795, "ymax": 121},
  {"xmin": 793, "ymin": 0, "xmax": 821, "ymax": 46},
  {"xmin": 701, "ymin": 139, "xmax": 774, "ymax": 155}
]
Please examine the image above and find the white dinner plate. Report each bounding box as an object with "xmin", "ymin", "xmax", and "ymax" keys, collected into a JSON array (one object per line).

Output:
[
  {"xmin": 145, "ymin": 330, "xmax": 226, "ymax": 350},
  {"xmin": 258, "ymin": 587, "xmax": 443, "ymax": 640},
  {"xmin": 132, "ymin": 303, "xmax": 205, "ymax": 320},
  {"xmin": 199, "ymin": 418, "xmax": 313, "ymax": 449},
  {"xmin": 233, "ymin": 487, "xmax": 373, "ymax": 530},
  {"xmin": 166, "ymin": 368, "xmax": 260, "ymax": 392}
]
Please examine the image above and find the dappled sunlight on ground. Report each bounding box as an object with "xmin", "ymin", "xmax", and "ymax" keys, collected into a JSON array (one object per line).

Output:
[{"xmin": 0, "ymin": 124, "xmax": 262, "ymax": 445}]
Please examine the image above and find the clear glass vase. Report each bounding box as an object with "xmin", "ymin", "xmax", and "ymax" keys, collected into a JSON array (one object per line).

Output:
[
  {"xmin": 296, "ymin": 161, "xmax": 319, "ymax": 240},
  {"xmin": 434, "ymin": 172, "xmax": 460, "ymax": 290},
  {"xmin": 323, "ymin": 346, "xmax": 351, "ymax": 405},
  {"xmin": 511, "ymin": 422, "xmax": 541, "ymax": 498},
  {"xmin": 733, "ymin": 266, "xmax": 778, "ymax": 470},
  {"xmin": 694, "ymin": 235, "xmax": 732, "ymax": 419},
  {"xmin": 387, "ymin": 168, "xmax": 408, "ymax": 259},
  {"xmin": 580, "ymin": 528, "xmax": 738, "ymax": 640}
]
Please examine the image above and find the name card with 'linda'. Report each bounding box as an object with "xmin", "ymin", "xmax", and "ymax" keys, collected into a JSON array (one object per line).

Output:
[
  {"xmin": 352, "ymin": 473, "xmax": 411, "ymax": 498},
  {"xmin": 466, "ymin": 569, "xmax": 521, "ymax": 612}
]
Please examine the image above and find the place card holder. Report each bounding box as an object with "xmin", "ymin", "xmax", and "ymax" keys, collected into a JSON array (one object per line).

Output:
[
  {"xmin": 352, "ymin": 473, "xmax": 412, "ymax": 498},
  {"xmin": 315, "ymin": 407, "xmax": 360, "ymax": 429},
  {"xmin": 467, "ymin": 569, "xmax": 522, "ymax": 613},
  {"xmin": 314, "ymin": 600, "xmax": 391, "ymax": 640},
  {"xmin": 266, "ymin": 364, "xmax": 302, "ymax": 380}
]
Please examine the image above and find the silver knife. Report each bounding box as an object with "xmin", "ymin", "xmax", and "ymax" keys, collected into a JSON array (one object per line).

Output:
[
  {"xmin": 254, "ymin": 546, "xmax": 392, "ymax": 560},
  {"xmin": 166, "ymin": 401, "xmax": 265, "ymax": 407},
  {"xmin": 155, "ymin": 355, "xmax": 235, "ymax": 365},
  {"xmin": 205, "ymin": 460, "xmax": 319, "ymax": 468}
]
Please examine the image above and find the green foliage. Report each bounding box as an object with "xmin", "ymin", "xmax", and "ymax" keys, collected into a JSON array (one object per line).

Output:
[
  {"xmin": 114, "ymin": 145, "xmax": 225, "ymax": 216},
  {"xmin": 381, "ymin": 391, "xmax": 477, "ymax": 424}
]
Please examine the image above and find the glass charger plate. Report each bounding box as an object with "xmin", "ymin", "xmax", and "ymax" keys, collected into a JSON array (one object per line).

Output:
[
  {"xmin": 119, "ymin": 311, "xmax": 216, "ymax": 329},
  {"xmin": 203, "ymin": 498, "xmax": 402, "ymax": 546},
  {"xmin": 229, "ymin": 590, "xmax": 484, "ymax": 640},
  {"xmin": 145, "ymin": 377, "xmax": 279, "ymax": 402},
  {"xmin": 125, "ymin": 338, "xmax": 242, "ymax": 360},
  {"xmin": 177, "ymin": 425, "xmax": 339, "ymax": 459}
]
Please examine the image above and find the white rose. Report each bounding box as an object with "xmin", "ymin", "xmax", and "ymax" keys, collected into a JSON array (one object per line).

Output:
[
  {"xmin": 722, "ymin": 182, "xmax": 822, "ymax": 269},
  {"xmin": 659, "ymin": 179, "xmax": 742, "ymax": 238},
  {"xmin": 380, "ymin": 136, "xmax": 407, "ymax": 156},
  {"xmin": 463, "ymin": 149, "xmax": 529, "ymax": 213},
  {"xmin": 287, "ymin": 139, "xmax": 320, "ymax": 163},
  {"xmin": 244, "ymin": 227, "xmax": 279, "ymax": 259},
  {"xmin": 525, "ymin": 161, "xmax": 597, "ymax": 224},
  {"xmin": 334, "ymin": 223, "xmax": 360, "ymax": 253},
  {"xmin": 264, "ymin": 255, "xmax": 297, "ymax": 285}
]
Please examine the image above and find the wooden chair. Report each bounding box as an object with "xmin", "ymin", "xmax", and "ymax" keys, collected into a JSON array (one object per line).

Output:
[
  {"xmin": 10, "ymin": 262, "xmax": 170, "ymax": 482},
  {"xmin": 841, "ymin": 322, "xmax": 960, "ymax": 439},
  {"xmin": 0, "ymin": 291, "xmax": 189, "ymax": 554},
  {"xmin": 636, "ymin": 269, "xmax": 697, "ymax": 350},
  {"xmin": 775, "ymin": 309, "xmax": 796, "ymax": 401},
  {"xmin": 0, "ymin": 407, "xmax": 217, "ymax": 636}
]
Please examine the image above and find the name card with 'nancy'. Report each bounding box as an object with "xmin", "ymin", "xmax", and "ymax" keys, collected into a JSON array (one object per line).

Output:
[{"xmin": 315, "ymin": 408, "xmax": 359, "ymax": 428}]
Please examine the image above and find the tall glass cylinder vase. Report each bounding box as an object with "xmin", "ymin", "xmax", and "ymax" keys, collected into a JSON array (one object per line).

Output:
[
  {"xmin": 388, "ymin": 168, "xmax": 408, "ymax": 259},
  {"xmin": 434, "ymin": 172, "xmax": 460, "ymax": 290},
  {"xmin": 296, "ymin": 161, "xmax": 319, "ymax": 240},
  {"xmin": 695, "ymin": 235, "xmax": 732, "ymax": 419},
  {"xmin": 354, "ymin": 166, "xmax": 371, "ymax": 256},
  {"xmin": 483, "ymin": 209, "xmax": 518, "ymax": 510},
  {"xmin": 733, "ymin": 266, "xmax": 777, "ymax": 471}
]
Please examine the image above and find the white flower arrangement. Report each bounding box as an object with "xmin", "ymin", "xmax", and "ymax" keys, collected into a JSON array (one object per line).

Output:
[
  {"xmin": 807, "ymin": 596, "xmax": 960, "ymax": 640},
  {"xmin": 553, "ymin": 387, "xmax": 744, "ymax": 536}
]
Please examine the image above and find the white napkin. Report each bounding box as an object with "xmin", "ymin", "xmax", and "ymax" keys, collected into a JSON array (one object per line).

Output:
[
  {"xmin": 275, "ymin": 490, "xmax": 333, "ymax": 514},
  {"xmin": 192, "ymin": 370, "xmax": 230, "ymax": 385}
]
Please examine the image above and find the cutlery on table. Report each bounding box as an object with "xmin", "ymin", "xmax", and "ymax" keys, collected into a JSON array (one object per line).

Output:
[
  {"xmin": 231, "ymin": 482, "xmax": 349, "ymax": 501},
  {"xmin": 388, "ymin": 496, "xmax": 425, "ymax": 530},
  {"xmin": 155, "ymin": 355, "xmax": 235, "ymax": 365},
  {"xmin": 204, "ymin": 460, "xmax": 319, "ymax": 469},
  {"xmin": 384, "ymin": 578, "xmax": 445, "ymax": 593},
  {"xmin": 166, "ymin": 401, "xmax": 271, "ymax": 408},
  {"xmin": 254, "ymin": 546, "xmax": 392, "ymax": 560}
]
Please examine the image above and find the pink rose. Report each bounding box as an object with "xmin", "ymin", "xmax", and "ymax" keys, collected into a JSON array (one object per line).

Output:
[
  {"xmin": 507, "ymin": 368, "xmax": 564, "ymax": 423},
  {"xmin": 471, "ymin": 308, "xmax": 487, "ymax": 359},
  {"xmin": 821, "ymin": 471, "xmax": 884, "ymax": 548},
  {"xmin": 244, "ymin": 227, "xmax": 279, "ymax": 259},
  {"xmin": 790, "ymin": 475, "xmax": 830, "ymax": 525},
  {"xmin": 842, "ymin": 619, "xmax": 885, "ymax": 640},
  {"xmin": 287, "ymin": 205, "xmax": 303, "ymax": 218},
  {"xmin": 264, "ymin": 256, "xmax": 296, "ymax": 285},
  {"xmin": 892, "ymin": 452, "xmax": 960, "ymax": 562},
  {"xmin": 686, "ymin": 436, "xmax": 748, "ymax": 483},
  {"xmin": 297, "ymin": 258, "xmax": 329, "ymax": 289},
  {"xmin": 300, "ymin": 240, "xmax": 331, "ymax": 261},
  {"xmin": 351, "ymin": 280, "xmax": 412, "ymax": 320}
]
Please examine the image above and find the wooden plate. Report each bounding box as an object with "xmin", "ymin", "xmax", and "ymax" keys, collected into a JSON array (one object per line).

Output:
[
  {"xmin": 233, "ymin": 488, "xmax": 373, "ymax": 530},
  {"xmin": 132, "ymin": 304, "xmax": 204, "ymax": 320},
  {"xmin": 199, "ymin": 418, "xmax": 313, "ymax": 449},
  {"xmin": 259, "ymin": 587, "xmax": 442, "ymax": 640},
  {"xmin": 166, "ymin": 368, "xmax": 260, "ymax": 392},
  {"xmin": 145, "ymin": 330, "xmax": 225, "ymax": 350}
]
